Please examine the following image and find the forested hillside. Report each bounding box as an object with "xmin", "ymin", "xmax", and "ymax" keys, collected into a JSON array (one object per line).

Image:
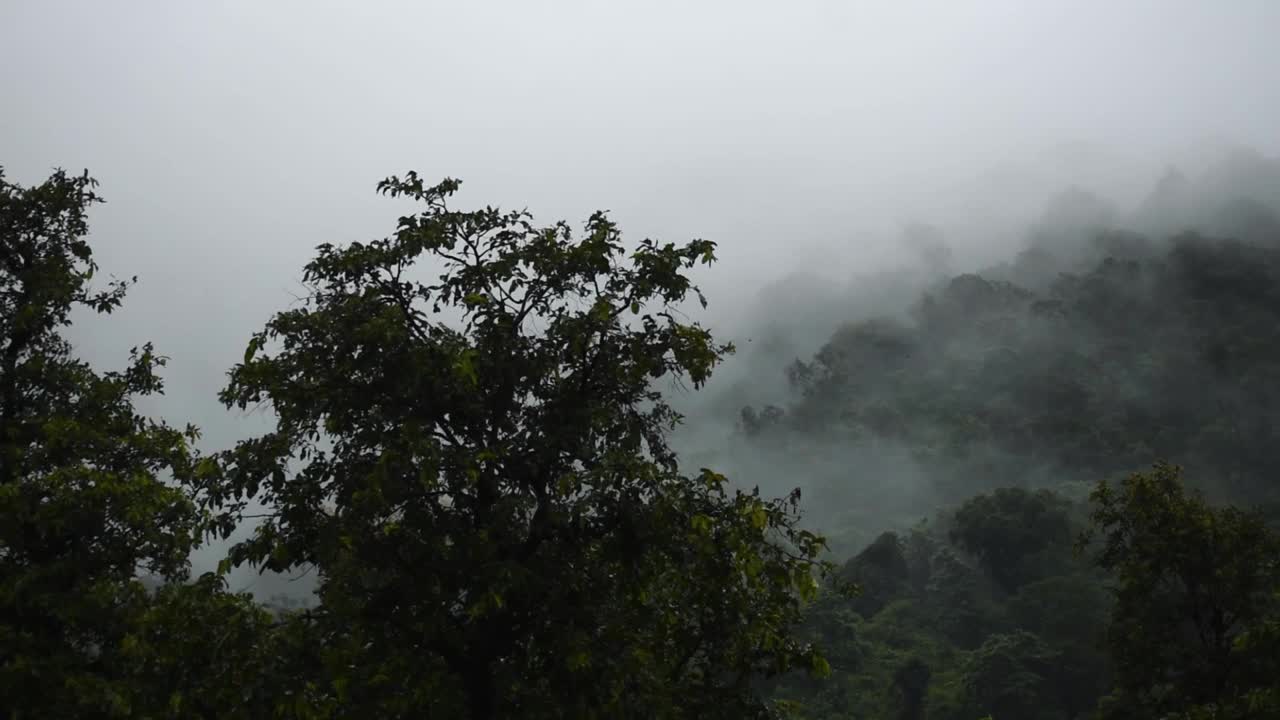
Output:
[
  {"xmin": 740, "ymin": 151, "xmax": 1280, "ymax": 511},
  {"xmin": 740, "ymin": 152, "xmax": 1280, "ymax": 718}
]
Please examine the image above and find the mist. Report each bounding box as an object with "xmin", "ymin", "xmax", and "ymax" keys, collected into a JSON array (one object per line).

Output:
[
  {"xmin": 5, "ymin": 1, "xmax": 1280, "ymax": 599},
  {"xmin": 669, "ymin": 144, "xmax": 1280, "ymax": 558}
]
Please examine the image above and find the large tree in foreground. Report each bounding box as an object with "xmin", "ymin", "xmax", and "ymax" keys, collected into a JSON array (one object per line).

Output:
[
  {"xmin": 205, "ymin": 174, "xmax": 833, "ymax": 719},
  {"xmin": 0, "ymin": 168, "xmax": 203, "ymax": 716}
]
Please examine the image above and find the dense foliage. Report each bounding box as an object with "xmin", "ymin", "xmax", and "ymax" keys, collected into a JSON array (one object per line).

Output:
[
  {"xmin": 6, "ymin": 149, "xmax": 1280, "ymax": 719},
  {"xmin": 198, "ymin": 173, "xmax": 835, "ymax": 719},
  {"xmin": 1, "ymin": 167, "xmax": 833, "ymax": 719},
  {"xmin": 0, "ymin": 168, "xmax": 200, "ymax": 716}
]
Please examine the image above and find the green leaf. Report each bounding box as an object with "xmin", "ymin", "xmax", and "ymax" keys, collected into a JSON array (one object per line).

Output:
[
  {"xmin": 244, "ymin": 336, "xmax": 262, "ymax": 364},
  {"xmin": 454, "ymin": 350, "xmax": 479, "ymax": 386},
  {"xmin": 568, "ymin": 650, "xmax": 591, "ymax": 670},
  {"xmin": 810, "ymin": 654, "xmax": 832, "ymax": 678},
  {"xmin": 691, "ymin": 514, "xmax": 713, "ymax": 534}
]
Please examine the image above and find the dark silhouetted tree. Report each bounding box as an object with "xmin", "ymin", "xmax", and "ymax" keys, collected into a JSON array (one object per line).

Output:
[
  {"xmin": 0, "ymin": 168, "xmax": 200, "ymax": 717},
  {"xmin": 202, "ymin": 174, "xmax": 834, "ymax": 719}
]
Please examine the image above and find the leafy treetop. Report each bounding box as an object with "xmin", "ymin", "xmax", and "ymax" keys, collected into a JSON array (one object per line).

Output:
[
  {"xmin": 203, "ymin": 174, "xmax": 834, "ymax": 719},
  {"xmin": 0, "ymin": 167, "xmax": 202, "ymax": 717}
]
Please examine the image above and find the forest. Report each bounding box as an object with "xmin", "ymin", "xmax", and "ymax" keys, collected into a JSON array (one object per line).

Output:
[{"xmin": 4, "ymin": 147, "xmax": 1280, "ymax": 720}]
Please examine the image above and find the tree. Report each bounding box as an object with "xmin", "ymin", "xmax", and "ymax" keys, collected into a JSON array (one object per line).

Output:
[
  {"xmin": 202, "ymin": 174, "xmax": 833, "ymax": 719},
  {"xmin": 117, "ymin": 572, "xmax": 291, "ymax": 719},
  {"xmin": 1004, "ymin": 574, "xmax": 1112, "ymax": 717},
  {"xmin": 0, "ymin": 168, "xmax": 202, "ymax": 716},
  {"xmin": 959, "ymin": 631, "xmax": 1063, "ymax": 720},
  {"xmin": 949, "ymin": 487, "xmax": 1074, "ymax": 593},
  {"xmin": 840, "ymin": 531, "xmax": 909, "ymax": 617},
  {"xmin": 890, "ymin": 657, "xmax": 930, "ymax": 720},
  {"xmin": 1083, "ymin": 462, "xmax": 1280, "ymax": 718}
]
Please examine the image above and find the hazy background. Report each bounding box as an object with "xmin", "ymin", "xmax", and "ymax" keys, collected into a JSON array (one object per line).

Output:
[{"xmin": 4, "ymin": 0, "xmax": 1279, "ymax": 594}]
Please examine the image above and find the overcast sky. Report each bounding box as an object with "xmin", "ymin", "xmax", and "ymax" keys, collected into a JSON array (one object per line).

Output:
[{"xmin": 4, "ymin": 0, "xmax": 1280, "ymax": 584}]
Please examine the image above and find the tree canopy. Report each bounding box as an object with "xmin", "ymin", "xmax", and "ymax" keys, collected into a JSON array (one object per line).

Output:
[
  {"xmin": 1084, "ymin": 462, "xmax": 1280, "ymax": 718},
  {"xmin": 198, "ymin": 173, "xmax": 834, "ymax": 719},
  {"xmin": 0, "ymin": 168, "xmax": 201, "ymax": 716}
]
